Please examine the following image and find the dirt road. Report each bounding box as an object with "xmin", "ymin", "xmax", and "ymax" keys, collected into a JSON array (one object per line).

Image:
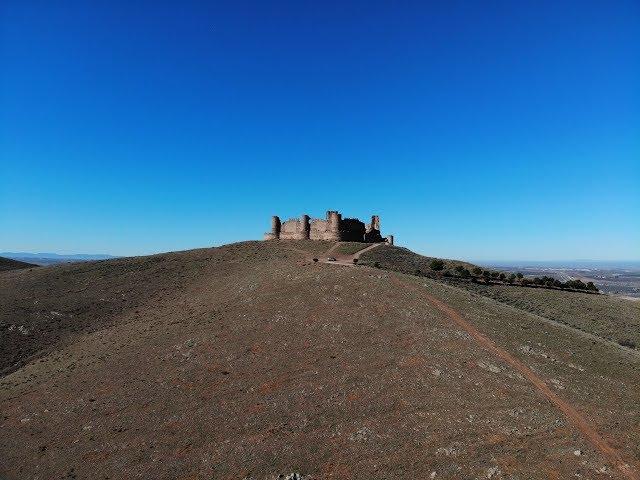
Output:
[{"xmin": 321, "ymin": 242, "xmax": 384, "ymax": 266}]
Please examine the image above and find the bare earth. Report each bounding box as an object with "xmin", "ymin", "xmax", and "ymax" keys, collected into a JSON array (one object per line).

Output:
[{"xmin": 1, "ymin": 241, "xmax": 638, "ymax": 479}]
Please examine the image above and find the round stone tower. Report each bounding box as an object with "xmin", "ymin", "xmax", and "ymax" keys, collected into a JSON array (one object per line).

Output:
[
  {"xmin": 264, "ymin": 215, "xmax": 281, "ymax": 240},
  {"xmin": 300, "ymin": 214, "xmax": 311, "ymax": 240},
  {"xmin": 371, "ymin": 215, "xmax": 380, "ymax": 232},
  {"xmin": 326, "ymin": 210, "xmax": 341, "ymax": 241}
]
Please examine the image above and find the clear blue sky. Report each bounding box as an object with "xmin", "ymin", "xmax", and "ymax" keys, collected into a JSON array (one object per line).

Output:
[{"xmin": 1, "ymin": 1, "xmax": 638, "ymax": 261}]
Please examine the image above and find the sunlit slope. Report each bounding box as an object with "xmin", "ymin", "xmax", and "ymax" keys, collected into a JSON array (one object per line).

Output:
[
  {"xmin": 1, "ymin": 241, "xmax": 638, "ymax": 479},
  {"xmin": 361, "ymin": 244, "xmax": 640, "ymax": 348}
]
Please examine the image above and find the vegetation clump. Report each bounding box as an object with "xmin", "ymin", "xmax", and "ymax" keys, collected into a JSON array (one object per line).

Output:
[
  {"xmin": 618, "ymin": 339, "xmax": 637, "ymax": 349},
  {"xmin": 429, "ymin": 259, "xmax": 445, "ymax": 271}
]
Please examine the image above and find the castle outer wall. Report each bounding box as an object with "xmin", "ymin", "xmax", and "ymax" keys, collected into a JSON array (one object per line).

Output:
[{"xmin": 265, "ymin": 210, "xmax": 393, "ymax": 244}]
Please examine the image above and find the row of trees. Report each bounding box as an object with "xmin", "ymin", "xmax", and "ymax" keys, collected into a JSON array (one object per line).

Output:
[
  {"xmin": 441, "ymin": 264, "xmax": 599, "ymax": 292},
  {"xmin": 370, "ymin": 259, "xmax": 599, "ymax": 294}
]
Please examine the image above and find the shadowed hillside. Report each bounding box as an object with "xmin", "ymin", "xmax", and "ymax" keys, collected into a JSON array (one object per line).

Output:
[
  {"xmin": 1, "ymin": 241, "xmax": 638, "ymax": 479},
  {"xmin": 0, "ymin": 256, "xmax": 37, "ymax": 272}
]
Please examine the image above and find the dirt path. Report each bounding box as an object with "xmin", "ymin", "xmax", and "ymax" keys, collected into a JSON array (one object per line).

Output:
[
  {"xmin": 321, "ymin": 242, "xmax": 384, "ymax": 266},
  {"xmin": 390, "ymin": 274, "xmax": 639, "ymax": 480}
]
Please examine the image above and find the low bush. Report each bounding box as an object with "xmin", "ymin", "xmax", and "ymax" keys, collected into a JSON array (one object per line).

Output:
[
  {"xmin": 430, "ymin": 259, "xmax": 445, "ymax": 271},
  {"xmin": 618, "ymin": 339, "xmax": 637, "ymax": 349}
]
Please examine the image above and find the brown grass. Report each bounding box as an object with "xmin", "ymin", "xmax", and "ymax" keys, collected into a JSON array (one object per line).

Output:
[{"xmin": 1, "ymin": 241, "xmax": 638, "ymax": 479}]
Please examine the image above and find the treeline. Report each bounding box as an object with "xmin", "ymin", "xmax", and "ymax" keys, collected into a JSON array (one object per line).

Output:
[{"xmin": 429, "ymin": 261, "xmax": 599, "ymax": 293}]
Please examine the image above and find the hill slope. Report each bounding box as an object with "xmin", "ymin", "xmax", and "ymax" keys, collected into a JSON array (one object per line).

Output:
[
  {"xmin": 1, "ymin": 241, "xmax": 638, "ymax": 479},
  {"xmin": 0, "ymin": 256, "xmax": 37, "ymax": 272},
  {"xmin": 360, "ymin": 245, "xmax": 640, "ymax": 348}
]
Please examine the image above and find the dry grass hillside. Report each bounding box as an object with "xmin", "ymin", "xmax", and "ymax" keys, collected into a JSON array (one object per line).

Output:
[
  {"xmin": 360, "ymin": 246, "xmax": 640, "ymax": 349},
  {"xmin": 359, "ymin": 244, "xmax": 476, "ymax": 273},
  {"xmin": 1, "ymin": 241, "xmax": 639, "ymax": 480}
]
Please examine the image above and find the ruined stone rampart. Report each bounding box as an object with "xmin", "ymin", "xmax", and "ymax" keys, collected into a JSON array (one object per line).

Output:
[{"xmin": 265, "ymin": 210, "xmax": 393, "ymax": 244}]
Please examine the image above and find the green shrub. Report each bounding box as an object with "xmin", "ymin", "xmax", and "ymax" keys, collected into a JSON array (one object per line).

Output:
[
  {"xmin": 430, "ymin": 259, "xmax": 445, "ymax": 271},
  {"xmin": 516, "ymin": 272, "xmax": 524, "ymax": 279},
  {"xmin": 565, "ymin": 279, "xmax": 587, "ymax": 290},
  {"xmin": 586, "ymin": 281, "xmax": 599, "ymax": 292},
  {"xmin": 473, "ymin": 267, "xmax": 483, "ymax": 276},
  {"xmin": 499, "ymin": 273, "xmax": 506, "ymax": 281},
  {"xmin": 508, "ymin": 273, "xmax": 516, "ymax": 283},
  {"xmin": 618, "ymin": 339, "xmax": 636, "ymax": 349}
]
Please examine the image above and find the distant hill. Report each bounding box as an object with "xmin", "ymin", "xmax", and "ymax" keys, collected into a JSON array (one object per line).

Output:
[
  {"xmin": 0, "ymin": 252, "xmax": 117, "ymax": 266},
  {"xmin": 1, "ymin": 240, "xmax": 638, "ymax": 478},
  {"xmin": 0, "ymin": 256, "xmax": 37, "ymax": 272}
]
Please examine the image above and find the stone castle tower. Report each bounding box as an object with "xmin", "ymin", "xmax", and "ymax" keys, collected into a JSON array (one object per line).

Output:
[{"xmin": 265, "ymin": 210, "xmax": 393, "ymax": 244}]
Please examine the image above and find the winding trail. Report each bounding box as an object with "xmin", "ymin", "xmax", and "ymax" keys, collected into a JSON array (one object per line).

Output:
[
  {"xmin": 390, "ymin": 274, "xmax": 639, "ymax": 480},
  {"xmin": 321, "ymin": 242, "xmax": 384, "ymax": 266}
]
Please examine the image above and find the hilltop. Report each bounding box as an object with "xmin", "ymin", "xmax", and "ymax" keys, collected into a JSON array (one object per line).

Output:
[{"xmin": 1, "ymin": 241, "xmax": 639, "ymax": 479}]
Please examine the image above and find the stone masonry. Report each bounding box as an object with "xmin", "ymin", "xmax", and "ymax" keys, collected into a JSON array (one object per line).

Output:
[{"xmin": 265, "ymin": 210, "xmax": 394, "ymax": 244}]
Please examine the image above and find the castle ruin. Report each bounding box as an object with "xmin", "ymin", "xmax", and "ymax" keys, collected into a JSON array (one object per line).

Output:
[{"xmin": 265, "ymin": 210, "xmax": 394, "ymax": 245}]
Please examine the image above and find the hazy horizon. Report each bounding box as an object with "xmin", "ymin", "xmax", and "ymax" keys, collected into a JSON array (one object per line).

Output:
[{"xmin": 3, "ymin": 249, "xmax": 640, "ymax": 265}]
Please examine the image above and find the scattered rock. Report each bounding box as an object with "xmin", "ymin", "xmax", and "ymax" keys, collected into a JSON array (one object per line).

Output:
[
  {"xmin": 486, "ymin": 466, "xmax": 501, "ymax": 478},
  {"xmin": 276, "ymin": 474, "xmax": 309, "ymax": 480},
  {"xmin": 519, "ymin": 345, "xmax": 534, "ymax": 355},
  {"xmin": 477, "ymin": 361, "xmax": 502, "ymax": 373},
  {"xmin": 349, "ymin": 426, "xmax": 372, "ymax": 442},
  {"xmin": 436, "ymin": 443, "xmax": 460, "ymax": 456}
]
